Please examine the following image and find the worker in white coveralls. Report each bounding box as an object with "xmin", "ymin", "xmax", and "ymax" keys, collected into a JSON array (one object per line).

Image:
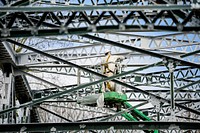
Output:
[
  {"xmin": 77, "ymin": 49, "xmax": 127, "ymax": 108},
  {"xmin": 101, "ymin": 49, "xmax": 127, "ymax": 93}
]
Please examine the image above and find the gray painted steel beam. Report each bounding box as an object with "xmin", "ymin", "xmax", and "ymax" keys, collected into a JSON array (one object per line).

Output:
[
  {"xmin": 0, "ymin": 5, "xmax": 194, "ymax": 12},
  {"xmin": 1, "ymin": 27, "xmax": 199, "ymax": 39},
  {"xmin": 0, "ymin": 122, "xmax": 199, "ymax": 132}
]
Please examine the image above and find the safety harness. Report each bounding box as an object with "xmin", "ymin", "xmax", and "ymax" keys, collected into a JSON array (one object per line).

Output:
[
  {"xmin": 102, "ymin": 54, "xmax": 115, "ymax": 91},
  {"xmin": 103, "ymin": 54, "xmax": 114, "ymax": 74}
]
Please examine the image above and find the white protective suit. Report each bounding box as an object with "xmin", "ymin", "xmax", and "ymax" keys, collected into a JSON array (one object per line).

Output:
[{"xmin": 101, "ymin": 52, "xmax": 126, "ymax": 93}]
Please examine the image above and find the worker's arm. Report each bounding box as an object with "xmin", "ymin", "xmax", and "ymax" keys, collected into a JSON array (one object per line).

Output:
[{"xmin": 115, "ymin": 55, "xmax": 127, "ymax": 62}]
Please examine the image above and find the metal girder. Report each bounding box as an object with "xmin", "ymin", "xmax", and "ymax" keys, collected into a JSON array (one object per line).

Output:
[
  {"xmin": 1, "ymin": 27, "xmax": 199, "ymax": 39},
  {"xmin": 38, "ymin": 32, "xmax": 199, "ymax": 51},
  {"xmin": 0, "ymin": 122, "xmax": 199, "ymax": 132},
  {"xmin": 82, "ymin": 34, "xmax": 200, "ymax": 68},
  {"xmin": 14, "ymin": 33, "xmax": 200, "ymax": 66},
  {"xmin": 0, "ymin": 5, "xmax": 195, "ymax": 12},
  {"xmin": 47, "ymin": 32, "xmax": 200, "ymax": 57},
  {"xmin": 23, "ymin": 66, "xmax": 200, "ymax": 92},
  {"xmin": 0, "ymin": 25, "xmax": 200, "ymax": 39},
  {"xmin": 0, "ymin": 4, "xmax": 199, "ymax": 38},
  {"xmin": 39, "ymin": 0, "xmax": 199, "ymax": 5},
  {"xmin": 16, "ymin": 34, "xmax": 200, "ymax": 65},
  {"xmin": 17, "ymin": 51, "xmax": 172, "ymax": 66}
]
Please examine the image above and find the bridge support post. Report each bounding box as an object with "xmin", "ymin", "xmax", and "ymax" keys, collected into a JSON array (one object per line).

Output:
[
  {"xmin": 0, "ymin": 63, "xmax": 15, "ymax": 124},
  {"xmin": 164, "ymin": 59, "xmax": 176, "ymax": 121}
]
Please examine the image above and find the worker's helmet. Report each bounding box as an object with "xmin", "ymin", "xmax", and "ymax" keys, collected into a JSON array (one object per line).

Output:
[{"xmin": 104, "ymin": 49, "xmax": 111, "ymax": 54}]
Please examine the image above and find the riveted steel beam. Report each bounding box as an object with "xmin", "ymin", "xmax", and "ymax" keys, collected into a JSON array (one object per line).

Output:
[
  {"xmin": 0, "ymin": 5, "xmax": 194, "ymax": 12},
  {"xmin": 1, "ymin": 27, "xmax": 199, "ymax": 39},
  {"xmin": 0, "ymin": 121, "xmax": 199, "ymax": 132}
]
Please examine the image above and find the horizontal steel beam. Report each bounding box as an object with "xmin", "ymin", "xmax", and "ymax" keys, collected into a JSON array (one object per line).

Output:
[
  {"xmin": 1, "ymin": 27, "xmax": 199, "ymax": 39},
  {"xmin": 0, "ymin": 5, "xmax": 195, "ymax": 12},
  {"xmin": 0, "ymin": 122, "xmax": 199, "ymax": 132},
  {"xmin": 38, "ymin": 99, "xmax": 200, "ymax": 102}
]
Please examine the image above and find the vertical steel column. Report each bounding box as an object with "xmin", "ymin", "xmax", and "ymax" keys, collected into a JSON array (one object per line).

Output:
[
  {"xmin": 21, "ymin": 107, "xmax": 30, "ymax": 123},
  {"xmin": 77, "ymin": 68, "xmax": 81, "ymax": 98},
  {"xmin": 77, "ymin": 69, "xmax": 81, "ymax": 86},
  {"xmin": 118, "ymin": 62, "xmax": 122, "ymax": 93},
  {"xmin": 156, "ymin": 102, "xmax": 161, "ymax": 133},
  {"xmin": 163, "ymin": 59, "xmax": 176, "ymax": 120},
  {"xmin": 9, "ymin": 73, "xmax": 15, "ymax": 124},
  {"xmin": 25, "ymin": 107, "xmax": 30, "ymax": 123},
  {"xmin": 167, "ymin": 60, "xmax": 176, "ymax": 121},
  {"xmin": 170, "ymin": 70, "xmax": 175, "ymax": 110},
  {"xmin": 0, "ymin": 64, "xmax": 15, "ymax": 124},
  {"xmin": 168, "ymin": 61, "xmax": 175, "ymax": 110}
]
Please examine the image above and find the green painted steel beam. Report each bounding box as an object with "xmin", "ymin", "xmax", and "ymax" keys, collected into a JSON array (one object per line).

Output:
[{"xmin": 0, "ymin": 5, "xmax": 194, "ymax": 12}]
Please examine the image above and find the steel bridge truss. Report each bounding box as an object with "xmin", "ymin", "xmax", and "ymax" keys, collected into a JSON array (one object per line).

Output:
[{"xmin": 0, "ymin": 0, "xmax": 200, "ymax": 133}]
